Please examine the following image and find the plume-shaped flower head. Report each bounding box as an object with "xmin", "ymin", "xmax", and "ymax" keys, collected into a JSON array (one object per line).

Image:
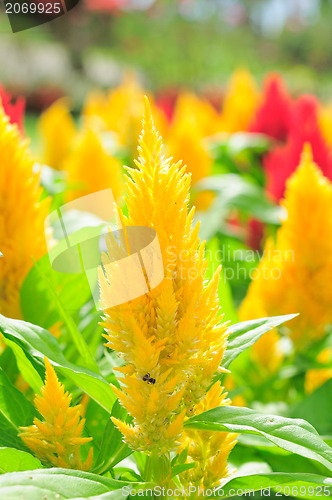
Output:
[
  {"xmin": 249, "ymin": 73, "xmax": 292, "ymax": 141},
  {"xmin": 99, "ymin": 98, "xmax": 231, "ymax": 461},
  {"xmin": 0, "ymin": 85, "xmax": 25, "ymax": 132},
  {"xmin": 179, "ymin": 381, "xmax": 237, "ymax": 488},
  {"xmin": 0, "ymin": 103, "xmax": 48, "ymax": 319},
  {"xmin": 264, "ymin": 95, "xmax": 332, "ymax": 200},
  {"xmin": 241, "ymin": 144, "xmax": 332, "ymax": 350},
  {"xmin": 64, "ymin": 127, "xmax": 123, "ymax": 202},
  {"xmin": 20, "ymin": 358, "xmax": 93, "ymax": 470},
  {"xmin": 83, "ymin": 74, "xmax": 166, "ymax": 156},
  {"xmin": 219, "ymin": 69, "xmax": 260, "ymax": 133},
  {"xmin": 39, "ymin": 99, "xmax": 76, "ymax": 170}
]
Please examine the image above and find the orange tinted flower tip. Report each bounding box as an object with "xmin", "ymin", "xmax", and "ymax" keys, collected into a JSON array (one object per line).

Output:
[{"xmin": 301, "ymin": 142, "xmax": 314, "ymax": 163}]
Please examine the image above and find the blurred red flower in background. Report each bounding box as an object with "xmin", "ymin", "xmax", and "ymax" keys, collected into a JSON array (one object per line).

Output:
[
  {"xmin": 0, "ymin": 85, "xmax": 25, "ymax": 133},
  {"xmin": 264, "ymin": 95, "xmax": 332, "ymax": 200},
  {"xmin": 249, "ymin": 73, "xmax": 292, "ymax": 141},
  {"xmin": 83, "ymin": 0, "xmax": 130, "ymax": 12}
]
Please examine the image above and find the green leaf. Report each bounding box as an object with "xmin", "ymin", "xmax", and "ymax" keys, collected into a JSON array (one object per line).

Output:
[
  {"xmin": 0, "ymin": 448, "xmax": 42, "ymax": 473},
  {"xmin": 27, "ymin": 257, "xmax": 98, "ymax": 372},
  {"xmin": 20, "ymin": 253, "xmax": 91, "ymax": 331},
  {"xmin": 195, "ymin": 174, "xmax": 283, "ymax": 240},
  {"xmin": 225, "ymin": 132, "xmax": 270, "ymax": 157},
  {"xmin": 94, "ymin": 401, "xmax": 132, "ymax": 474},
  {"xmin": 0, "ymin": 468, "xmax": 149, "ymax": 500},
  {"xmin": 0, "ymin": 367, "xmax": 35, "ymax": 450},
  {"xmin": 0, "ymin": 413, "xmax": 26, "ymax": 450},
  {"xmin": 222, "ymin": 314, "xmax": 298, "ymax": 369},
  {"xmin": 2, "ymin": 337, "xmax": 43, "ymax": 394},
  {"xmin": 218, "ymin": 472, "xmax": 332, "ymax": 498},
  {"xmin": 205, "ymin": 237, "xmax": 238, "ymax": 324},
  {"xmin": 184, "ymin": 406, "xmax": 332, "ymax": 472},
  {"xmin": 170, "ymin": 462, "xmax": 195, "ymax": 478},
  {"xmin": 0, "ymin": 367, "xmax": 35, "ymax": 429},
  {"xmin": 290, "ymin": 379, "xmax": 332, "ymax": 436},
  {"xmin": 0, "ymin": 315, "xmax": 116, "ymax": 414}
]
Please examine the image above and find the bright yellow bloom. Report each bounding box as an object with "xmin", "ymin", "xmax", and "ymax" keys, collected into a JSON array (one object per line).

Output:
[
  {"xmin": 219, "ymin": 70, "xmax": 260, "ymax": 133},
  {"xmin": 179, "ymin": 382, "xmax": 237, "ymax": 488},
  {"xmin": 0, "ymin": 104, "xmax": 49, "ymax": 319},
  {"xmin": 64, "ymin": 128, "xmax": 123, "ymax": 202},
  {"xmin": 240, "ymin": 144, "xmax": 332, "ymax": 351},
  {"xmin": 167, "ymin": 117, "xmax": 212, "ymax": 185},
  {"xmin": 167, "ymin": 93, "xmax": 216, "ymax": 209},
  {"xmin": 172, "ymin": 93, "xmax": 220, "ymax": 137},
  {"xmin": 319, "ymin": 105, "xmax": 332, "ymax": 147},
  {"xmin": 20, "ymin": 358, "xmax": 93, "ymax": 470},
  {"xmin": 305, "ymin": 348, "xmax": 332, "ymax": 394},
  {"xmin": 83, "ymin": 74, "xmax": 167, "ymax": 156},
  {"xmin": 99, "ymin": 98, "xmax": 229, "ymax": 456},
  {"xmin": 39, "ymin": 99, "xmax": 76, "ymax": 170}
]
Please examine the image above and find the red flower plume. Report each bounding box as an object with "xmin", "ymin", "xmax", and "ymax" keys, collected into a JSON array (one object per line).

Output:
[
  {"xmin": 249, "ymin": 73, "xmax": 292, "ymax": 141},
  {"xmin": 0, "ymin": 85, "xmax": 25, "ymax": 133},
  {"xmin": 264, "ymin": 95, "xmax": 332, "ymax": 201}
]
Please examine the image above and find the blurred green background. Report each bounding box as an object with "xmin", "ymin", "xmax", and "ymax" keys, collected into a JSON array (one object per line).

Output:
[{"xmin": 1, "ymin": 0, "xmax": 332, "ymax": 122}]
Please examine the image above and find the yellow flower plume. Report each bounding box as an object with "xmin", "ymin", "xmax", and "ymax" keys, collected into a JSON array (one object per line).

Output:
[
  {"xmin": 20, "ymin": 358, "xmax": 93, "ymax": 470},
  {"xmin": 64, "ymin": 128, "xmax": 123, "ymax": 202},
  {"xmin": 0, "ymin": 103, "xmax": 49, "ymax": 319},
  {"xmin": 83, "ymin": 74, "xmax": 166, "ymax": 156},
  {"xmin": 219, "ymin": 69, "xmax": 260, "ymax": 133},
  {"xmin": 39, "ymin": 99, "xmax": 76, "ymax": 170},
  {"xmin": 167, "ymin": 111, "xmax": 212, "ymax": 185},
  {"xmin": 240, "ymin": 144, "xmax": 332, "ymax": 351},
  {"xmin": 179, "ymin": 382, "xmax": 237, "ymax": 488},
  {"xmin": 99, "ymin": 98, "xmax": 230, "ymax": 457}
]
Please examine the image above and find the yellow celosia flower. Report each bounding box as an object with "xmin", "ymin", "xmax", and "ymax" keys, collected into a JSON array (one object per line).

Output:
[
  {"xmin": 172, "ymin": 93, "xmax": 220, "ymax": 137},
  {"xmin": 240, "ymin": 144, "xmax": 332, "ymax": 351},
  {"xmin": 0, "ymin": 104, "xmax": 49, "ymax": 319},
  {"xmin": 179, "ymin": 382, "xmax": 237, "ymax": 488},
  {"xmin": 20, "ymin": 358, "xmax": 93, "ymax": 470},
  {"xmin": 167, "ymin": 117, "xmax": 212, "ymax": 185},
  {"xmin": 219, "ymin": 70, "xmax": 260, "ymax": 133},
  {"xmin": 64, "ymin": 128, "xmax": 123, "ymax": 202},
  {"xmin": 39, "ymin": 99, "xmax": 76, "ymax": 170},
  {"xmin": 319, "ymin": 105, "xmax": 332, "ymax": 147},
  {"xmin": 305, "ymin": 347, "xmax": 332, "ymax": 394},
  {"xmin": 99, "ymin": 98, "xmax": 230, "ymax": 457},
  {"xmin": 167, "ymin": 93, "xmax": 216, "ymax": 209},
  {"xmin": 83, "ymin": 74, "xmax": 166, "ymax": 156}
]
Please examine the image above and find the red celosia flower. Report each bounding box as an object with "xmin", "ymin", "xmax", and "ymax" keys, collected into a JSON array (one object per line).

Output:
[
  {"xmin": 0, "ymin": 85, "xmax": 25, "ymax": 133},
  {"xmin": 246, "ymin": 218, "xmax": 265, "ymax": 252},
  {"xmin": 83, "ymin": 0, "xmax": 129, "ymax": 12},
  {"xmin": 249, "ymin": 73, "xmax": 292, "ymax": 141},
  {"xmin": 156, "ymin": 89, "xmax": 178, "ymax": 122},
  {"xmin": 264, "ymin": 95, "xmax": 332, "ymax": 200}
]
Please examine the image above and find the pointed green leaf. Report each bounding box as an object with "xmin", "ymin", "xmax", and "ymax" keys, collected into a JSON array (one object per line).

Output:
[
  {"xmin": 0, "ymin": 448, "xmax": 42, "ymax": 474},
  {"xmin": 0, "ymin": 315, "xmax": 116, "ymax": 413},
  {"xmin": 222, "ymin": 314, "xmax": 298, "ymax": 368},
  {"xmin": 184, "ymin": 406, "xmax": 332, "ymax": 472}
]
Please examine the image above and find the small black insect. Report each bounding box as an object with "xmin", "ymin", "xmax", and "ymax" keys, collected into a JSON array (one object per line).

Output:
[{"xmin": 143, "ymin": 373, "xmax": 156, "ymax": 384}]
